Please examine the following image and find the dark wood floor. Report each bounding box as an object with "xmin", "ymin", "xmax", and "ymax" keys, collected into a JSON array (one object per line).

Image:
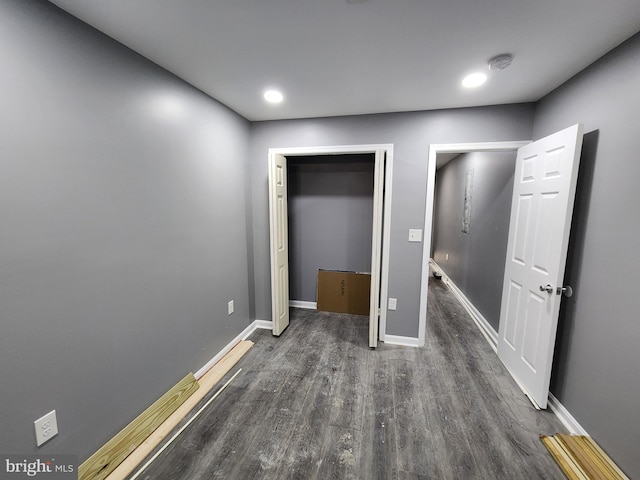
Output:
[{"xmin": 131, "ymin": 277, "xmax": 566, "ymax": 479}]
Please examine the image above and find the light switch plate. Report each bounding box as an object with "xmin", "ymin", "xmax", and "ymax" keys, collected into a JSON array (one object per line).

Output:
[
  {"xmin": 408, "ymin": 229, "xmax": 422, "ymax": 242},
  {"xmin": 388, "ymin": 298, "xmax": 397, "ymax": 310}
]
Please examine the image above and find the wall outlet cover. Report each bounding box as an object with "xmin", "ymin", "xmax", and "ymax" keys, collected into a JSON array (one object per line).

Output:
[{"xmin": 34, "ymin": 410, "xmax": 58, "ymax": 446}]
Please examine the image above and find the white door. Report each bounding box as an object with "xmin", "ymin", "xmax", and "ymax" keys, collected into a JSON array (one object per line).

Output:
[
  {"xmin": 497, "ymin": 124, "xmax": 584, "ymax": 408},
  {"xmin": 268, "ymin": 153, "xmax": 289, "ymax": 336},
  {"xmin": 369, "ymin": 150, "xmax": 386, "ymax": 347}
]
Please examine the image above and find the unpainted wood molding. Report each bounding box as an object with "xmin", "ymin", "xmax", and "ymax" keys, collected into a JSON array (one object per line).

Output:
[
  {"xmin": 78, "ymin": 372, "xmax": 199, "ymax": 480},
  {"xmin": 541, "ymin": 434, "xmax": 630, "ymax": 480},
  {"xmin": 105, "ymin": 339, "xmax": 254, "ymax": 480}
]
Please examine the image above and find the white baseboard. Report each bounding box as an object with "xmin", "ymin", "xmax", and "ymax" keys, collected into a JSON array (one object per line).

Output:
[
  {"xmin": 548, "ymin": 393, "xmax": 589, "ymax": 435},
  {"xmin": 251, "ymin": 319, "xmax": 273, "ymax": 331},
  {"xmin": 290, "ymin": 300, "xmax": 317, "ymax": 310},
  {"xmin": 429, "ymin": 260, "xmax": 498, "ymax": 352},
  {"xmin": 384, "ymin": 335, "xmax": 421, "ymax": 347},
  {"xmin": 194, "ymin": 320, "xmax": 273, "ymax": 379}
]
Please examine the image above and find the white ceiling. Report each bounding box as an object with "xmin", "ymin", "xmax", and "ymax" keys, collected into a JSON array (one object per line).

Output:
[{"xmin": 47, "ymin": 0, "xmax": 640, "ymax": 122}]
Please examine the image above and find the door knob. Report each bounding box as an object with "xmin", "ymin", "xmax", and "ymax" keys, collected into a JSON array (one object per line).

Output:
[
  {"xmin": 556, "ymin": 285, "xmax": 573, "ymax": 297},
  {"xmin": 539, "ymin": 284, "xmax": 554, "ymax": 294}
]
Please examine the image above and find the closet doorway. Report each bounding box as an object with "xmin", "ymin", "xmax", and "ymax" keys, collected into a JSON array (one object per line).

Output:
[{"xmin": 268, "ymin": 144, "xmax": 393, "ymax": 347}]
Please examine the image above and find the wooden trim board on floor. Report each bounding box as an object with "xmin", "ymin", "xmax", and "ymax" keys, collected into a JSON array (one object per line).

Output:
[
  {"xmin": 78, "ymin": 340, "xmax": 253, "ymax": 480},
  {"xmin": 78, "ymin": 373, "xmax": 200, "ymax": 480},
  {"xmin": 194, "ymin": 320, "xmax": 262, "ymax": 379},
  {"xmin": 105, "ymin": 340, "xmax": 253, "ymax": 480},
  {"xmin": 541, "ymin": 434, "xmax": 630, "ymax": 480}
]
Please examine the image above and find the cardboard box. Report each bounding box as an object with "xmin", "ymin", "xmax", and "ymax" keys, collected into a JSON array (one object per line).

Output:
[{"xmin": 316, "ymin": 269, "xmax": 371, "ymax": 316}]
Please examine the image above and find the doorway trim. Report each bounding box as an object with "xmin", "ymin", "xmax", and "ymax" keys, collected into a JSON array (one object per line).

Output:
[
  {"xmin": 417, "ymin": 141, "xmax": 530, "ymax": 346},
  {"xmin": 268, "ymin": 143, "xmax": 394, "ymax": 343}
]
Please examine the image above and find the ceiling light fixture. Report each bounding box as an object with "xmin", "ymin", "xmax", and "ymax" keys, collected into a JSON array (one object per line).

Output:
[
  {"xmin": 461, "ymin": 73, "xmax": 487, "ymax": 88},
  {"xmin": 264, "ymin": 90, "xmax": 284, "ymax": 104},
  {"xmin": 488, "ymin": 53, "xmax": 514, "ymax": 71}
]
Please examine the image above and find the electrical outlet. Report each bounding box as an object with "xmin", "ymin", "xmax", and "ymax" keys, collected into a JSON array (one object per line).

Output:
[
  {"xmin": 34, "ymin": 410, "xmax": 58, "ymax": 447},
  {"xmin": 227, "ymin": 300, "xmax": 234, "ymax": 315},
  {"xmin": 445, "ymin": 253, "xmax": 449, "ymax": 260},
  {"xmin": 388, "ymin": 298, "xmax": 397, "ymax": 310}
]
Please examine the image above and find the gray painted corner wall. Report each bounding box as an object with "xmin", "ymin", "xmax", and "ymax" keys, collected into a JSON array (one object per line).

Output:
[
  {"xmin": 432, "ymin": 151, "xmax": 516, "ymax": 330},
  {"xmin": 0, "ymin": 0, "xmax": 250, "ymax": 461},
  {"xmin": 288, "ymin": 155, "xmax": 375, "ymax": 303},
  {"xmin": 249, "ymin": 104, "xmax": 535, "ymax": 337},
  {"xmin": 533, "ymin": 32, "xmax": 640, "ymax": 478}
]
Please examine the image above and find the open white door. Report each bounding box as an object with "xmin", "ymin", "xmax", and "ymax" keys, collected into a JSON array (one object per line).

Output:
[
  {"xmin": 369, "ymin": 150, "xmax": 385, "ymax": 348},
  {"xmin": 498, "ymin": 124, "xmax": 584, "ymax": 408},
  {"xmin": 268, "ymin": 153, "xmax": 290, "ymax": 336}
]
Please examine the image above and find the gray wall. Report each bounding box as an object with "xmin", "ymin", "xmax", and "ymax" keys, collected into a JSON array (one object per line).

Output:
[
  {"xmin": 249, "ymin": 105, "xmax": 535, "ymax": 336},
  {"xmin": 533, "ymin": 32, "xmax": 640, "ymax": 478},
  {"xmin": 432, "ymin": 151, "xmax": 517, "ymax": 330},
  {"xmin": 0, "ymin": 0, "xmax": 251, "ymax": 461},
  {"xmin": 288, "ymin": 155, "xmax": 374, "ymax": 303}
]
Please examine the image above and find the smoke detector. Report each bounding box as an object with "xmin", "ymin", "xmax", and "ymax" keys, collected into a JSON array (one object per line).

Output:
[{"xmin": 488, "ymin": 54, "xmax": 514, "ymax": 71}]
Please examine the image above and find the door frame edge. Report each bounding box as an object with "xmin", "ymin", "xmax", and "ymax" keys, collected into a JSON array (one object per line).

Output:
[
  {"xmin": 268, "ymin": 143, "xmax": 394, "ymax": 342},
  {"xmin": 418, "ymin": 140, "xmax": 530, "ymax": 347}
]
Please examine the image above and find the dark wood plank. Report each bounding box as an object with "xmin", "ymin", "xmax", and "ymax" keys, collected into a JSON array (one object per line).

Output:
[
  {"xmin": 273, "ymin": 366, "xmax": 334, "ymax": 478},
  {"xmin": 326, "ymin": 325, "xmax": 369, "ymax": 432},
  {"xmin": 359, "ymin": 352, "xmax": 399, "ymax": 480}
]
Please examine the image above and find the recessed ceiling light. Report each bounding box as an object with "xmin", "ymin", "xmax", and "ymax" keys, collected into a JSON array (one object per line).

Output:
[
  {"xmin": 461, "ymin": 73, "xmax": 487, "ymax": 88},
  {"xmin": 264, "ymin": 90, "xmax": 284, "ymax": 104}
]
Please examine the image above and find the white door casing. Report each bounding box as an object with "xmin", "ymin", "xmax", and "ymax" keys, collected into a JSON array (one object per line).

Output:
[
  {"xmin": 269, "ymin": 153, "xmax": 290, "ymax": 336},
  {"xmin": 369, "ymin": 150, "xmax": 386, "ymax": 347},
  {"xmin": 497, "ymin": 124, "xmax": 584, "ymax": 408},
  {"xmin": 419, "ymin": 141, "xmax": 530, "ymax": 347}
]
